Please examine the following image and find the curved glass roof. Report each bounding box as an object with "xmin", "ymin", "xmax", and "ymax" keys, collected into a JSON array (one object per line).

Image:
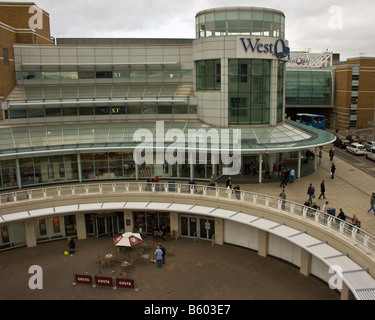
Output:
[{"xmin": 0, "ymin": 119, "xmax": 336, "ymax": 158}]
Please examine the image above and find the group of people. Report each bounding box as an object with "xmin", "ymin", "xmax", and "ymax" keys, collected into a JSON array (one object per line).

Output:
[{"xmin": 279, "ymin": 168, "xmax": 295, "ymax": 188}]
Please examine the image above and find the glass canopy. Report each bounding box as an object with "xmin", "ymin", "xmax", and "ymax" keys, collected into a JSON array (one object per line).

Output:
[{"xmin": 0, "ymin": 120, "xmax": 336, "ymax": 157}]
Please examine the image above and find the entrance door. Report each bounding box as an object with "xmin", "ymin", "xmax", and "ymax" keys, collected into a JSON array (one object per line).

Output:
[
  {"xmin": 199, "ymin": 218, "xmax": 215, "ymax": 240},
  {"xmin": 180, "ymin": 216, "xmax": 214, "ymax": 240}
]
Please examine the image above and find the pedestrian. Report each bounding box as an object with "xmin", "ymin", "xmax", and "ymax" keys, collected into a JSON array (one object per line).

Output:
[
  {"xmin": 279, "ymin": 189, "xmax": 286, "ymax": 210},
  {"xmin": 233, "ymin": 184, "xmax": 241, "ymax": 200},
  {"xmin": 349, "ymin": 213, "xmax": 359, "ymax": 227},
  {"xmin": 159, "ymin": 243, "xmax": 166, "ymax": 264},
  {"xmin": 336, "ymin": 208, "xmax": 346, "ymax": 225},
  {"xmin": 264, "ymin": 163, "xmax": 271, "ymax": 179},
  {"xmin": 154, "ymin": 245, "xmax": 163, "ymax": 268},
  {"xmin": 188, "ymin": 178, "xmax": 197, "ymax": 193},
  {"xmin": 330, "ymin": 163, "xmax": 336, "ymax": 179},
  {"xmin": 226, "ymin": 177, "xmax": 232, "ymax": 189},
  {"xmin": 368, "ymin": 192, "xmax": 375, "ymax": 214},
  {"xmin": 280, "ymin": 169, "xmax": 286, "ymax": 188},
  {"xmin": 329, "ymin": 148, "xmax": 334, "ymax": 161},
  {"xmin": 68, "ymin": 237, "xmax": 76, "ymax": 255},
  {"xmin": 289, "ymin": 168, "xmax": 295, "ymax": 183},
  {"xmin": 318, "ymin": 180, "xmax": 326, "ymax": 199},
  {"xmin": 307, "ymin": 183, "xmax": 315, "ymax": 204},
  {"xmin": 322, "ymin": 201, "xmax": 329, "ymax": 224}
]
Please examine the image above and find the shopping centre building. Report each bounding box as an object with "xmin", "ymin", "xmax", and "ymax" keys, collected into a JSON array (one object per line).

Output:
[{"xmin": 0, "ymin": 4, "xmax": 337, "ymax": 244}]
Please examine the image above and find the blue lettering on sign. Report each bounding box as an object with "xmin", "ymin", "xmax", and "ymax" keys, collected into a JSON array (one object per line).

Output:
[{"xmin": 240, "ymin": 38, "xmax": 289, "ymax": 59}]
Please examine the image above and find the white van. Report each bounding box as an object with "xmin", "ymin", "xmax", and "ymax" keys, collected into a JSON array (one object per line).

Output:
[{"xmin": 366, "ymin": 147, "xmax": 375, "ymax": 161}]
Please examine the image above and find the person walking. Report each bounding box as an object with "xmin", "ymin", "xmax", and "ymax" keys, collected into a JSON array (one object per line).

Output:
[
  {"xmin": 226, "ymin": 177, "xmax": 232, "ymax": 189},
  {"xmin": 307, "ymin": 183, "xmax": 315, "ymax": 205},
  {"xmin": 318, "ymin": 180, "xmax": 326, "ymax": 199},
  {"xmin": 155, "ymin": 245, "xmax": 164, "ymax": 268},
  {"xmin": 368, "ymin": 192, "xmax": 375, "ymax": 214},
  {"xmin": 329, "ymin": 148, "xmax": 335, "ymax": 161},
  {"xmin": 279, "ymin": 189, "xmax": 286, "ymax": 210},
  {"xmin": 68, "ymin": 237, "xmax": 76, "ymax": 255},
  {"xmin": 330, "ymin": 163, "xmax": 336, "ymax": 179},
  {"xmin": 159, "ymin": 243, "xmax": 166, "ymax": 264},
  {"xmin": 233, "ymin": 184, "xmax": 241, "ymax": 200},
  {"xmin": 264, "ymin": 163, "xmax": 271, "ymax": 179}
]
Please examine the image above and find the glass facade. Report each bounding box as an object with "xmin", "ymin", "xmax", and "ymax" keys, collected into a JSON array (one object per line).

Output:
[
  {"xmin": 17, "ymin": 70, "xmax": 193, "ymax": 81},
  {"xmin": 285, "ymin": 70, "xmax": 333, "ymax": 105},
  {"xmin": 196, "ymin": 8, "xmax": 285, "ymax": 38},
  {"xmin": 196, "ymin": 60, "xmax": 221, "ymax": 90},
  {"xmin": 277, "ymin": 61, "xmax": 286, "ymax": 122},
  {"xmin": 228, "ymin": 59, "xmax": 271, "ymax": 125}
]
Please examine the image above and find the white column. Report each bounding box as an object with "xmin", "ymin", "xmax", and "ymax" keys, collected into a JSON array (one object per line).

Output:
[
  {"xmin": 16, "ymin": 158, "xmax": 21, "ymax": 189},
  {"xmin": 258, "ymin": 154, "xmax": 263, "ymax": 183},
  {"xmin": 77, "ymin": 153, "xmax": 82, "ymax": 182},
  {"xmin": 298, "ymin": 150, "xmax": 301, "ymax": 179}
]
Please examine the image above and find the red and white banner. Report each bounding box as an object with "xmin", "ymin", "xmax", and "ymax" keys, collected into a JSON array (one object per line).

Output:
[
  {"xmin": 115, "ymin": 277, "xmax": 135, "ymax": 289},
  {"xmin": 74, "ymin": 274, "xmax": 93, "ymax": 285},
  {"xmin": 94, "ymin": 275, "xmax": 113, "ymax": 287}
]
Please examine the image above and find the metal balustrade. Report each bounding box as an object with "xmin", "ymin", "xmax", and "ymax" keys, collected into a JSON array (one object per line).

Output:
[{"xmin": 1, "ymin": 181, "xmax": 375, "ymax": 254}]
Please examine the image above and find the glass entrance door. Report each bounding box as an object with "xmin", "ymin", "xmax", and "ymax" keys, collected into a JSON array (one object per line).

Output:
[
  {"xmin": 180, "ymin": 216, "xmax": 214, "ymax": 240},
  {"xmin": 199, "ymin": 218, "xmax": 215, "ymax": 240}
]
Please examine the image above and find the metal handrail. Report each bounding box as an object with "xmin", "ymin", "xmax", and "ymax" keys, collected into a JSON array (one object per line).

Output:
[{"xmin": 1, "ymin": 181, "xmax": 375, "ymax": 253}]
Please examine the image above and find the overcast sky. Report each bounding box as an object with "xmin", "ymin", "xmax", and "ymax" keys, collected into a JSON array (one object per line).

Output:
[{"xmin": 12, "ymin": 0, "xmax": 375, "ymax": 60}]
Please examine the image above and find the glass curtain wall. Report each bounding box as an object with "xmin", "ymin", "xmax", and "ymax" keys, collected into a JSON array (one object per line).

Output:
[
  {"xmin": 277, "ymin": 61, "xmax": 286, "ymax": 122},
  {"xmin": 285, "ymin": 70, "xmax": 333, "ymax": 105},
  {"xmin": 228, "ymin": 59, "xmax": 271, "ymax": 125}
]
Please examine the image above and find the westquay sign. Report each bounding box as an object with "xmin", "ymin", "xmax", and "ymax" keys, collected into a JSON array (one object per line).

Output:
[{"xmin": 239, "ymin": 37, "xmax": 290, "ymax": 60}]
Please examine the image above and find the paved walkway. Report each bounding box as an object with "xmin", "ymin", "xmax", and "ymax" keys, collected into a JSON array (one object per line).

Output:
[{"xmin": 221, "ymin": 148, "xmax": 375, "ymax": 236}]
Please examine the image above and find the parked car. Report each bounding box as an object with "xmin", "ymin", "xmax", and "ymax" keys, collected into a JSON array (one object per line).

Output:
[
  {"xmin": 346, "ymin": 143, "xmax": 366, "ymax": 155},
  {"xmin": 346, "ymin": 134, "xmax": 362, "ymax": 144},
  {"xmin": 365, "ymin": 141, "xmax": 375, "ymax": 151},
  {"xmin": 334, "ymin": 137, "xmax": 350, "ymax": 149},
  {"xmin": 366, "ymin": 147, "xmax": 375, "ymax": 161}
]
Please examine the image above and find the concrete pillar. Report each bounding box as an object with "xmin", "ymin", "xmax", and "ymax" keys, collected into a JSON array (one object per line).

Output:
[
  {"xmin": 314, "ymin": 147, "xmax": 318, "ymax": 171},
  {"xmin": 124, "ymin": 211, "xmax": 133, "ymax": 233},
  {"xmin": 297, "ymin": 150, "xmax": 301, "ymax": 179},
  {"xmin": 214, "ymin": 218, "xmax": 224, "ymax": 245},
  {"xmin": 170, "ymin": 212, "xmax": 179, "ymax": 238},
  {"xmin": 341, "ymin": 282, "xmax": 356, "ymax": 300},
  {"xmin": 258, "ymin": 230, "xmax": 269, "ymax": 257},
  {"xmin": 77, "ymin": 153, "xmax": 82, "ymax": 183},
  {"xmin": 16, "ymin": 158, "xmax": 21, "ymax": 189},
  {"xmin": 75, "ymin": 213, "xmax": 86, "ymax": 240},
  {"xmin": 25, "ymin": 220, "xmax": 37, "ymax": 248},
  {"xmin": 258, "ymin": 154, "xmax": 263, "ymax": 183},
  {"xmin": 300, "ymin": 248, "xmax": 312, "ymax": 276}
]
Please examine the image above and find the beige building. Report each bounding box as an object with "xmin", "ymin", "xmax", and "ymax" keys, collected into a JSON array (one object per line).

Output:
[{"xmin": 334, "ymin": 57, "xmax": 375, "ymax": 131}]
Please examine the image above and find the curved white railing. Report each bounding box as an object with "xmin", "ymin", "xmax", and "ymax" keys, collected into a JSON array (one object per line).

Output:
[{"xmin": 1, "ymin": 181, "xmax": 375, "ymax": 254}]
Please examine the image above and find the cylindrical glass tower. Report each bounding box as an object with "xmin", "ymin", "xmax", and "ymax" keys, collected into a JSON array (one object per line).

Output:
[{"xmin": 193, "ymin": 7, "xmax": 289, "ymax": 127}]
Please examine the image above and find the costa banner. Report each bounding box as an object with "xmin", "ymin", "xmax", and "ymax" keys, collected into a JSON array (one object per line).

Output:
[
  {"xmin": 115, "ymin": 277, "xmax": 135, "ymax": 289},
  {"xmin": 94, "ymin": 275, "xmax": 113, "ymax": 287},
  {"xmin": 74, "ymin": 274, "xmax": 93, "ymax": 286}
]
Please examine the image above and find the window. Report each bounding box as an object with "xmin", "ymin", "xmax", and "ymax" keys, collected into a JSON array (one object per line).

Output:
[
  {"xmin": 196, "ymin": 60, "xmax": 221, "ymax": 90},
  {"xmin": 2, "ymin": 48, "xmax": 9, "ymax": 65}
]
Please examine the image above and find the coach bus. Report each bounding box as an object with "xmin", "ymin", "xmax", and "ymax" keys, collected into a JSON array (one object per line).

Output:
[{"xmin": 296, "ymin": 113, "xmax": 326, "ymax": 130}]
